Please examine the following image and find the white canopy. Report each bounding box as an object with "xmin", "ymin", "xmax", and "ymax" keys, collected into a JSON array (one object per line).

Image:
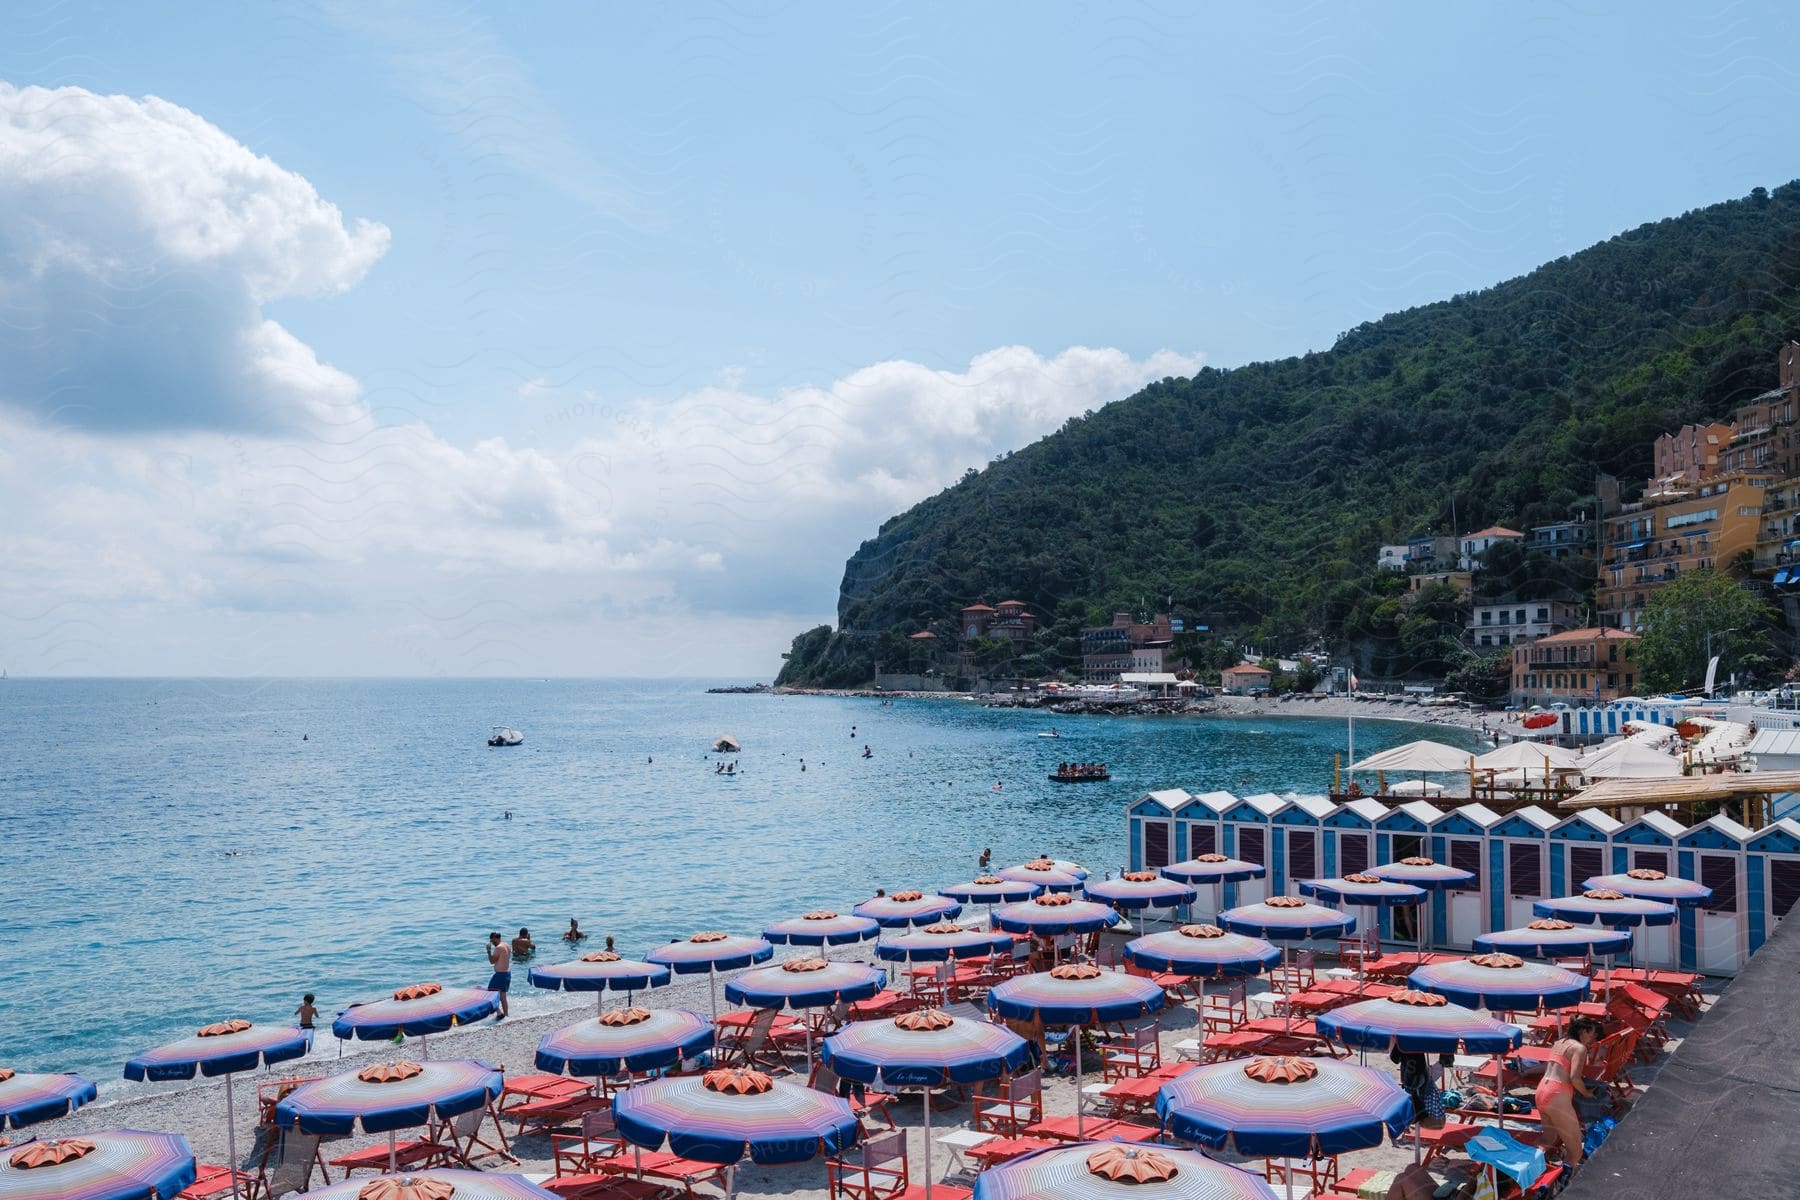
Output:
[
  {"xmin": 1579, "ymin": 740, "xmax": 1683, "ymax": 779},
  {"xmin": 1473, "ymin": 741, "xmax": 1584, "ymax": 773},
  {"xmin": 1350, "ymin": 739, "xmax": 1476, "ymax": 773},
  {"xmin": 1386, "ymin": 779, "xmax": 1447, "ymax": 796}
]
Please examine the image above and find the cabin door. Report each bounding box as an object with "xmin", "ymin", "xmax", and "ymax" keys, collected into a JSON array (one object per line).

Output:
[
  {"xmin": 1445, "ymin": 838, "xmax": 1484, "ymax": 949},
  {"xmin": 1505, "ymin": 842, "xmax": 1546, "ymax": 928},
  {"xmin": 1234, "ymin": 827, "xmax": 1269, "ymax": 904},
  {"xmin": 1696, "ymin": 854, "xmax": 1742, "ymax": 975}
]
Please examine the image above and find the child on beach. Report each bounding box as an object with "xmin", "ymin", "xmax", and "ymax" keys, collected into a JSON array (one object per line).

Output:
[{"xmin": 295, "ymin": 994, "xmax": 318, "ymax": 1030}]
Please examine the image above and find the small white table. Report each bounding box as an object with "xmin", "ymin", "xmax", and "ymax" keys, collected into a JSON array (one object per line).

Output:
[
  {"xmin": 1247, "ymin": 991, "xmax": 1289, "ymax": 1019},
  {"xmin": 937, "ymin": 1129, "xmax": 996, "ymax": 1175},
  {"xmin": 1174, "ymin": 1037, "xmax": 1204, "ymax": 1061}
]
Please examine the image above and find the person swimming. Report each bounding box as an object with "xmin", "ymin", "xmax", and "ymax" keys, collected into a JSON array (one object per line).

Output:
[{"xmin": 861, "ymin": 745, "xmax": 873, "ymax": 758}]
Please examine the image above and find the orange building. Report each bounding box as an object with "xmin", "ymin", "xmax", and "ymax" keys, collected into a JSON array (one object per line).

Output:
[
  {"xmin": 1511, "ymin": 629, "xmax": 1640, "ymax": 707},
  {"xmin": 1596, "ymin": 474, "xmax": 1769, "ymax": 631}
]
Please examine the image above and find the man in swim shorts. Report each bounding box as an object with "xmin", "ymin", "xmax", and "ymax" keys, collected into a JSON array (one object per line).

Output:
[{"xmin": 486, "ymin": 931, "xmax": 513, "ymax": 1018}]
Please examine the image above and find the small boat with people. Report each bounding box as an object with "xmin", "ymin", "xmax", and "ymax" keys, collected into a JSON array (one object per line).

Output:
[
  {"xmin": 488, "ymin": 726, "xmax": 524, "ymax": 747},
  {"xmin": 1049, "ymin": 761, "xmax": 1109, "ymax": 783}
]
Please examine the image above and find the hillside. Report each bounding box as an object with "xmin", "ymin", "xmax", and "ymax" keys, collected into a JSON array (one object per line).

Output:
[{"xmin": 777, "ymin": 182, "xmax": 1800, "ymax": 687}]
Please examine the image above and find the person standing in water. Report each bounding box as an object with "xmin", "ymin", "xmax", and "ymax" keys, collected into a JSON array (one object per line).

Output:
[{"xmin": 486, "ymin": 932, "xmax": 513, "ymax": 1019}]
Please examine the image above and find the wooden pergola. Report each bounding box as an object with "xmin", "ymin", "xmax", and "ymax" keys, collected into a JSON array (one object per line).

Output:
[{"xmin": 1559, "ymin": 771, "xmax": 1800, "ymax": 828}]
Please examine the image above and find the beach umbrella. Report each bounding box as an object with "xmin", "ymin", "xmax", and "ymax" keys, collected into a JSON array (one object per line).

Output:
[
  {"xmin": 1122, "ymin": 924, "xmax": 1281, "ymax": 980},
  {"xmin": 1472, "ymin": 741, "xmax": 1582, "ymax": 786},
  {"xmin": 646, "ymin": 933, "xmax": 774, "ymax": 1023},
  {"xmin": 988, "ymin": 964, "xmax": 1164, "ymax": 1139},
  {"xmin": 852, "ymin": 891, "xmax": 964, "ymax": 928},
  {"xmin": 1348, "ymin": 740, "xmax": 1473, "ymax": 773},
  {"xmin": 1368, "ymin": 858, "xmax": 1475, "ymax": 960},
  {"xmin": 938, "ymin": 877, "xmax": 1043, "ymax": 905},
  {"xmin": 1532, "ymin": 890, "xmax": 1678, "ymax": 928},
  {"xmin": 875, "ymin": 922, "xmax": 1015, "ymax": 963},
  {"xmin": 1157, "ymin": 1056, "xmax": 1411, "ymax": 1199},
  {"xmin": 973, "ymin": 1143, "xmax": 1279, "ymax": 1200},
  {"xmin": 1218, "ymin": 897, "xmax": 1355, "ymax": 942},
  {"xmin": 1406, "ymin": 954, "xmax": 1589, "ymax": 1012},
  {"xmin": 1299, "ymin": 875, "xmax": 1426, "ymax": 980},
  {"xmin": 1472, "ymin": 919, "xmax": 1634, "ymax": 961},
  {"xmin": 1577, "ymin": 741, "xmax": 1681, "ymax": 779},
  {"xmin": 330, "ymin": 983, "xmax": 498, "ymax": 1053},
  {"xmin": 761, "ymin": 910, "xmax": 881, "ymax": 955},
  {"xmin": 303, "ymin": 1170, "xmax": 558, "ymax": 1200},
  {"xmin": 535, "ymin": 1007, "xmax": 713, "ymax": 1078},
  {"xmin": 1083, "ymin": 872, "xmax": 1199, "ymax": 929},
  {"xmin": 823, "ymin": 1008, "xmax": 1032, "ymax": 1199},
  {"xmin": 613, "ymin": 1067, "xmax": 858, "ymax": 1199},
  {"xmin": 1160, "ymin": 853, "xmax": 1266, "ymax": 922},
  {"xmin": 527, "ymin": 950, "xmax": 672, "ymax": 1012},
  {"xmin": 724, "ymin": 959, "xmax": 885, "ymax": 1061},
  {"xmin": 994, "ymin": 859, "xmax": 1086, "ymax": 893},
  {"xmin": 0, "ymin": 1131, "xmax": 196, "ymax": 1200},
  {"xmin": 0, "ymin": 1072, "xmax": 98, "ymax": 1130},
  {"xmin": 124, "ymin": 1020, "xmax": 312, "ymax": 1200},
  {"xmin": 1315, "ymin": 991, "xmax": 1522, "ymax": 1055},
  {"xmin": 275, "ymin": 1059, "xmax": 503, "ymax": 1173},
  {"xmin": 991, "ymin": 894, "xmax": 1123, "ymax": 942},
  {"xmin": 1581, "ymin": 869, "xmax": 1713, "ymax": 907}
]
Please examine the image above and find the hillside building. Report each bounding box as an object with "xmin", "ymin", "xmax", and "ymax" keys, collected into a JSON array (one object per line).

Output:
[
  {"xmin": 1458, "ymin": 526, "xmax": 1525, "ymax": 571},
  {"xmin": 1377, "ymin": 544, "xmax": 1409, "ymax": 571},
  {"xmin": 1650, "ymin": 422, "xmax": 1731, "ymax": 493},
  {"xmin": 1510, "ymin": 628, "xmax": 1640, "ymax": 708},
  {"xmin": 961, "ymin": 600, "xmax": 1037, "ymax": 642},
  {"xmin": 1597, "ymin": 474, "xmax": 1768, "ymax": 631},
  {"xmin": 1081, "ymin": 611, "xmax": 1174, "ymax": 682},
  {"xmin": 1527, "ymin": 517, "xmax": 1593, "ymax": 559},
  {"xmin": 1467, "ymin": 599, "xmax": 1583, "ymax": 648},
  {"xmin": 1219, "ymin": 663, "xmax": 1274, "ymax": 695}
]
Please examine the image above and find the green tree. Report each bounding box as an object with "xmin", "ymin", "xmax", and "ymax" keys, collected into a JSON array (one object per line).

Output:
[
  {"xmin": 1446, "ymin": 650, "xmax": 1513, "ymax": 703},
  {"xmin": 1637, "ymin": 570, "xmax": 1776, "ymax": 692}
]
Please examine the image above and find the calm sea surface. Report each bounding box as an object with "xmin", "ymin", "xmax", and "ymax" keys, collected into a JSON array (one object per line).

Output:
[{"xmin": 0, "ymin": 679, "xmax": 1467, "ymax": 1082}]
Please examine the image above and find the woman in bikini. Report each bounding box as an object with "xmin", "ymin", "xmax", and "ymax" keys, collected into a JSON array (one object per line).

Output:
[{"xmin": 1535, "ymin": 1016, "xmax": 1604, "ymax": 1165}]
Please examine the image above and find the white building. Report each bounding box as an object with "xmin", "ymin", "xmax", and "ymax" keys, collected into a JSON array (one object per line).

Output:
[
  {"xmin": 1467, "ymin": 599, "xmax": 1583, "ymax": 648},
  {"xmin": 1458, "ymin": 526, "xmax": 1526, "ymax": 570},
  {"xmin": 1377, "ymin": 544, "xmax": 1409, "ymax": 571}
]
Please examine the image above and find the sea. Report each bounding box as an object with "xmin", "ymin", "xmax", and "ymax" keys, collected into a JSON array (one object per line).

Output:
[{"xmin": 0, "ymin": 678, "xmax": 1470, "ymax": 1085}]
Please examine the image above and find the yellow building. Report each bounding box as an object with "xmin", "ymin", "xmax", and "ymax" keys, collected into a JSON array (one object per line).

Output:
[{"xmin": 1597, "ymin": 474, "xmax": 1768, "ymax": 631}]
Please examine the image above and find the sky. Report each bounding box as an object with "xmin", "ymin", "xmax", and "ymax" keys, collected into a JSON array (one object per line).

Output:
[{"xmin": 1, "ymin": 2, "xmax": 1798, "ymax": 677}]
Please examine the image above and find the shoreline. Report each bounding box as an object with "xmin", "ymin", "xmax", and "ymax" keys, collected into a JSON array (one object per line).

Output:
[{"xmin": 769, "ymin": 685, "xmax": 1501, "ymax": 737}]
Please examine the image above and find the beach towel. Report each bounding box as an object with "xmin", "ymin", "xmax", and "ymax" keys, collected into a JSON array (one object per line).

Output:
[{"xmin": 1466, "ymin": 1129, "xmax": 1545, "ymax": 1191}]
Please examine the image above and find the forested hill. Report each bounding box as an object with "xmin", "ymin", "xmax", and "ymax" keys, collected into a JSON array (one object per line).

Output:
[{"xmin": 777, "ymin": 182, "xmax": 1800, "ymax": 686}]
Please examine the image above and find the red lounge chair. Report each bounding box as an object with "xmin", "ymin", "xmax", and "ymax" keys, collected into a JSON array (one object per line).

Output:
[
  {"xmin": 599, "ymin": 1153, "xmax": 727, "ymax": 1198},
  {"xmin": 971, "ymin": 1070, "xmax": 1042, "ymax": 1138},
  {"xmin": 179, "ymin": 1165, "xmax": 259, "ymax": 1200},
  {"xmin": 1202, "ymin": 982, "xmax": 1248, "ymax": 1034},
  {"xmin": 1024, "ymin": 1115, "xmax": 1158, "ymax": 1143},
  {"xmin": 327, "ymin": 1139, "xmax": 447, "ymax": 1179}
]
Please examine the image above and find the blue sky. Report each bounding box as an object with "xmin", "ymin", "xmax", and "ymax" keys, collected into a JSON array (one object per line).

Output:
[{"xmin": 1, "ymin": 2, "xmax": 1796, "ymax": 676}]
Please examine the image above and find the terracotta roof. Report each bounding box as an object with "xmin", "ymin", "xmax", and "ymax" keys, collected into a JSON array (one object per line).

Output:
[
  {"xmin": 1534, "ymin": 627, "xmax": 1638, "ymax": 645},
  {"xmin": 1221, "ymin": 664, "xmax": 1273, "ymax": 675},
  {"xmin": 908, "ymin": 631, "xmax": 937, "ymax": 639},
  {"xmin": 997, "ymin": 599, "xmax": 1026, "ymax": 606},
  {"xmin": 961, "ymin": 604, "xmax": 995, "ymax": 612},
  {"xmin": 1465, "ymin": 526, "xmax": 1524, "ymax": 539}
]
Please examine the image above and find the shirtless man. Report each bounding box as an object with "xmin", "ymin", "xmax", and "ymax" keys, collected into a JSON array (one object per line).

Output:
[{"xmin": 486, "ymin": 932, "xmax": 513, "ymax": 1019}]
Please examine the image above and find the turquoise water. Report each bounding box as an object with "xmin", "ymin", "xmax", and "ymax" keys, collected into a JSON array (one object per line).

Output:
[{"xmin": 0, "ymin": 679, "xmax": 1461, "ymax": 1080}]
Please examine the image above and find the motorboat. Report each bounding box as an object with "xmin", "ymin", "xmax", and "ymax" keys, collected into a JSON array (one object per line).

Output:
[{"xmin": 488, "ymin": 726, "xmax": 524, "ymax": 747}]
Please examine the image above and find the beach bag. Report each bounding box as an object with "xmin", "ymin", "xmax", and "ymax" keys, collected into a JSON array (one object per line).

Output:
[{"xmin": 1582, "ymin": 1116, "xmax": 1616, "ymax": 1158}]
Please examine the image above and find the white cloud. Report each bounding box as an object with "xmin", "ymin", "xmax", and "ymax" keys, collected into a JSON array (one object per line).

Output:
[
  {"xmin": 0, "ymin": 83, "xmax": 388, "ymax": 432},
  {"xmin": 0, "ymin": 345, "xmax": 1198, "ymax": 676}
]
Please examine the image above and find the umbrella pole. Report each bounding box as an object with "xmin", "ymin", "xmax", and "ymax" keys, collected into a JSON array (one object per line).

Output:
[
  {"xmin": 709, "ymin": 964, "xmax": 719, "ymax": 1024},
  {"xmin": 923, "ymin": 1086, "xmax": 934, "ymax": 1200},
  {"xmin": 725, "ymin": 1163, "xmax": 736, "ymax": 1200},
  {"xmin": 1074, "ymin": 1024, "xmax": 1085, "ymax": 1140},
  {"xmin": 388, "ymin": 1131, "xmax": 398, "ymax": 1173},
  {"xmin": 225, "ymin": 1071, "xmax": 241, "ymax": 1200}
]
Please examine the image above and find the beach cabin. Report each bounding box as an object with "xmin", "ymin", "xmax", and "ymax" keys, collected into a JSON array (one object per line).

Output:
[
  {"xmin": 1323, "ymin": 797, "xmax": 1387, "ymax": 880},
  {"xmin": 1744, "ymin": 819, "xmax": 1800, "ymax": 955},
  {"xmin": 1219, "ymin": 793, "xmax": 1285, "ymax": 906},
  {"xmin": 1612, "ymin": 813, "xmax": 1687, "ymax": 969},
  {"xmin": 1181, "ymin": 790, "xmax": 1239, "ymax": 862},
  {"xmin": 1676, "ymin": 815, "xmax": 1751, "ymax": 975},
  {"xmin": 1267, "ymin": 793, "xmax": 1335, "ymax": 893},
  {"xmin": 1432, "ymin": 804, "xmax": 1502, "ymax": 949},
  {"xmin": 1376, "ymin": 801, "xmax": 1446, "ymax": 946},
  {"xmin": 1486, "ymin": 805, "xmax": 1560, "ymax": 933},
  {"xmin": 1547, "ymin": 809, "xmax": 1622, "ymax": 901},
  {"xmin": 1126, "ymin": 789, "xmax": 1190, "ymax": 872}
]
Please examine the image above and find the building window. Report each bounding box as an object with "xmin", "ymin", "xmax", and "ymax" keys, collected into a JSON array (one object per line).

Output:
[
  {"xmin": 1701, "ymin": 855, "xmax": 1738, "ymax": 914},
  {"xmin": 1568, "ymin": 846, "xmax": 1605, "ymax": 888},
  {"xmin": 1144, "ymin": 822, "xmax": 1170, "ymax": 868},
  {"xmin": 1287, "ymin": 830, "xmax": 1318, "ymax": 881},
  {"xmin": 1190, "ymin": 825, "xmax": 1218, "ymax": 856},
  {"xmin": 1508, "ymin": 843, "xmax": 1544, "ymax": 897},
  {"xmin": 1632, "ymin": 849, "xmax": 1669, "ymax": 874},
  {"xmin": 1449, "ymin": 840, "xmax": 1482, "ymax": 890},
  {"xmin": 1237, "ymin": 826, "xmax": 1266, "ymax": 867},
  {"xmin": 1339, "ymin": 834, "xmax": 1370, "ymax": 876}
]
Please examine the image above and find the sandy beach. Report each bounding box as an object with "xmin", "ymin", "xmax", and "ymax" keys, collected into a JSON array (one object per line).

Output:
[{"xmin": 42, "ymin": 924, "xmax": 1712, "ymax": 1199}]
